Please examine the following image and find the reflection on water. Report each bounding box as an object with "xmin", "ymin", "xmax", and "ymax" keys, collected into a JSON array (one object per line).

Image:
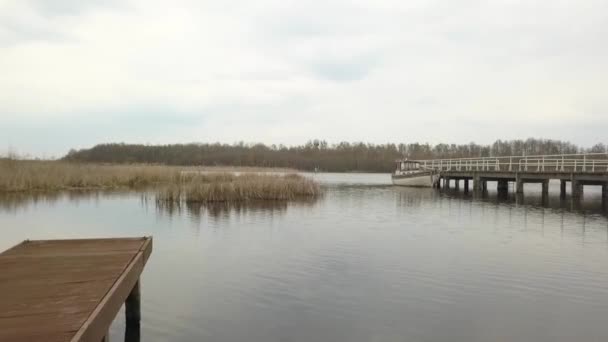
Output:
[
  {"xmin": 1, "ymin": 173, "xmax": 608, "ymax": 342},
  {"xmin": 153, "ymin": 199, "xmax": 318, "ymax": 222},
  {"xmin": 0, "ymin": 190, "xmax": 132, "ymax": 213}
]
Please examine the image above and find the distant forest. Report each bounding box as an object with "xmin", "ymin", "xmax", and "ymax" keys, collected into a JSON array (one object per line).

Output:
[{"xmin": 63, "ymin": 139, "xmax": 608, "ymax": 173}]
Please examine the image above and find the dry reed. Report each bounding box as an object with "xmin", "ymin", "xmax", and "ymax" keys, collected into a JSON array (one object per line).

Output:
[
  {"xmin": 156, "ymin": 173, "xmax": 321, "ymax": 203},
  {"xmin": 0, "ymin": 159, "xmax": 183, "ymax": 192},
  {"xmin": 0, "ymin": 159, "xmax": 322, "ymax": 202}
]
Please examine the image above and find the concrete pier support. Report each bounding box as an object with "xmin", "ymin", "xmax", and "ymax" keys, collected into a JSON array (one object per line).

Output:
[
  {"xmin": 445, "ymin": 177, "xmax": 451, "ymax": 189},
  {"xmin": 497, "ymin": 180, "xmax": 509, "ymax": 192},
  {"xmin": 473, "ymin": 174, "xmax": 481, "ymax": 191},
  {"xmin": 454, "ymin": 179, "xmax": 460, "ymax": 190},
  {"xmin": 560, "ymin": 180, "xmax": 567, "ymax": 198},
  {"xmin": 571, "ymin": 179, "xmax": 582, "ymax": 198},
  {"xmin": 464, "ymin": 179, "xmax": 469, "ymax": 192},
  {"xmin": 481, "ymin": 180, "xmax": 487, "ymax": 192},
  {"xmin": 515, "ymin": 174, "xmax": 524, "ymax": 194},
  {"xmin": 602, "ymin": 183, "xmax": 608, "ymax": 199},
  {"xmin": 541, "ymin": 180, "xmax": 549, "ymax": 195}
]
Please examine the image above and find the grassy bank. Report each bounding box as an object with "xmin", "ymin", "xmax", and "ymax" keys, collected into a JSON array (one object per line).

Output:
[{"xmin": 0, "ymin": 159, "xmax": 321, "ymax": 202}]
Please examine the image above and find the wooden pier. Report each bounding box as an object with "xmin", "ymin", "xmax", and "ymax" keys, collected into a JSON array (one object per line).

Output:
[
  {"xmin": 0, "ymin": 237, "xmax": 152, "ymax": 342},
  {"xmin": 416, "ymin": 153, "xmax": 608, "ymax": 198}
]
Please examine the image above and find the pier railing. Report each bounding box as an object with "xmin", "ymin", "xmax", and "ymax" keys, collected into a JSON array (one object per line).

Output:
[{"xmin": 414, "ymin": 153, "xmax": 608, "ymax": 173}]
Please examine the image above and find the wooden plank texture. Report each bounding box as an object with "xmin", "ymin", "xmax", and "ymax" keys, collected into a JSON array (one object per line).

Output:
[{"xmin": 0, "ymin": 237, "xmax": 152, "ymax": 342}]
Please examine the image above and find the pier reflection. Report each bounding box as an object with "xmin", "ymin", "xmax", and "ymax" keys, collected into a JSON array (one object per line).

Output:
[{"xmin": 396, "ymin": 185, "xmax": 608, "ymax": 242}]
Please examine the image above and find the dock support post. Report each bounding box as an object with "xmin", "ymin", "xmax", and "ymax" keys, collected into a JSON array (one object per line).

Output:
[
  {"xmin": 455, "ymin": 179, "xmax": 460, "ymax": 190},
  {"xmin": 541, "ymin": 180, "xmax": 549, "ymax": 196},
  {"xmin": 515, "ymin": 174, "xmax": 524, "ymax": 194},
  {"xmin": 445, "ymin": 177, "xmax": 451, "ymax": 189},
  {"xmin": 481, "ymin": 179, "xmax": 487, "ymax": 192},
  {"xmin": 497, "ymin": 180, "xmax": 508, "ymax": 192},
  {"xmin": 464, "ymin": 179, "xmax": 469, "ymax": 192},
  {"xmin": 571, "ymin": 179, "xmax": 582, "ymax": 198},
  {"xmin": 602, "ymin": 183, "xmax": 608, "ymax": 199},
  {"xmin": 125, "ymin": 280, "xmax": 141, "ymax": 341},
  {"xmin": 560, "ymin": 180, "xmax": 567, "ymax": 198},
  {"xmin": 473, "ymin": 174, "xmax": 480, "ymax": 191}
]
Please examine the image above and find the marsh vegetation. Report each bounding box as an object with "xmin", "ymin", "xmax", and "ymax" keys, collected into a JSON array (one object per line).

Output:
[{"xmin": 0, "ymin": 159, "xmax": 321, "ymax": 202}]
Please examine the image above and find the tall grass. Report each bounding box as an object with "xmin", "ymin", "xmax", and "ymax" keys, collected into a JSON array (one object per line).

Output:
[
  {"xmin": 0, "ymin": 160, "xmax": 322, "ymax": 202},
  {"xmin": 156, "ymin": 173, "xmax": 321, "ymax": 203},
  {"xmin": 0, "ymin": 159, "xmax": 182, "ymax": 192}
]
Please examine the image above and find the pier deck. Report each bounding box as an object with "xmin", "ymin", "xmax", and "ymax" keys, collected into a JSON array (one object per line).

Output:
[
  {"xmin": 0, "ymin": 237, "xmax": 152, "ymax": 342},
  {"xmin": 403, "ymin": 153, "xmax": 608, "ymax": 197}
]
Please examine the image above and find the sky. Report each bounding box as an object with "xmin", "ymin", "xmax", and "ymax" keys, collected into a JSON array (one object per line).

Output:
[{"xmin": 1, "ymin": 0, "xmax": 607, "ymax": 157}]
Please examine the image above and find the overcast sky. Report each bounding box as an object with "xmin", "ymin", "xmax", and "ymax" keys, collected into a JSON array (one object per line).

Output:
[{"xmin": 1, "ymin": 0, "xmax": 607, "ymax": 157}]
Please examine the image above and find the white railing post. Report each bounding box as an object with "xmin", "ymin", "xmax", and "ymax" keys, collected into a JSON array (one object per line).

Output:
[
  {"xmin": 561, "ymin": 156, "xmax": 564, "ymax": 171},
  {"xmin": 583, "ymin": 155, "xmax": 586, "ymax": 172},
  {"xmin": 509, "ymin": 157, "xmax": 512, "ymax": 171},
  {"xmin": 518, "ymin": 158, "xmax": 521, "ymax": 171},
  {"xmin": 574, "ymin": 159, "xmax": 577, "ymax": 172},
  {"xmin": 495, "ymin": 158, "xmax": 499, "ymax": 171},
  {"xmin": 525, "ymin": 157, "xmax": 528, "ymax": 171},
  {"xmin": 592, "ymin": 160, "xmax": 595, "ymax": 172},
  {"xmin": 541, "ymin": 156, "xmax": 545, "ymax": 171}
]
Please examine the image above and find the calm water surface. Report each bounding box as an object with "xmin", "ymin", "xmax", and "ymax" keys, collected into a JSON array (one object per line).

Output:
[{"xmin": 2, "ymin": 173, "xmax": 608, "ymax": 342}]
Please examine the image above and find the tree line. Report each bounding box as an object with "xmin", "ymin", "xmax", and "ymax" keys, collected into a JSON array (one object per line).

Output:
[{"xmin": 63, "ymin": 139, "xmax": 608, "ymax": 172}]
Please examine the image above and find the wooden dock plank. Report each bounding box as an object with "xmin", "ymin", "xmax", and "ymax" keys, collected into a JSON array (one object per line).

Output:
[{"xmin": 0, "ymin": 236, "xmax": 152, "ymax": 342}]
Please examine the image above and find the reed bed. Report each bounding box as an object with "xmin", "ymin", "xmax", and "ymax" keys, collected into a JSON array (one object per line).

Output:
[
  {"xmin": 0, "ymin": 159, "xmax": 322, "ymax": 203},
  {"xmin": 156, "ymin": 173, "xmax": 321, "ymax": 203},
  {"xmin": 0, "ymin": 159, "xmax": 183, "ymax": 192}
]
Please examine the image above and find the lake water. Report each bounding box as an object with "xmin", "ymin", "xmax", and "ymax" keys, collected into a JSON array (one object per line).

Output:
[{"xmin": 2, "ymin": 173, "xmax": 608, "ymax": 342}]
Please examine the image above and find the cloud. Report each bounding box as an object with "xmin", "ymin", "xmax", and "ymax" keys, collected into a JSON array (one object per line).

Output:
[{"xmin": 0, "ymin": 0, "xmax": 607, "ymax": 156}]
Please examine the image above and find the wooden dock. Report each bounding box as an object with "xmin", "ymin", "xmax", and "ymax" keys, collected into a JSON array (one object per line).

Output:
[{"xmin": 0, "ymin": 237, "xmax": 152, "ymax": 342}]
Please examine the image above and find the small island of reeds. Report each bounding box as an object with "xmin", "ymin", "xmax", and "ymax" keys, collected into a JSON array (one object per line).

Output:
[
  {"xmin": 156, "ymin": 173, "xmax": 321, "ymax": 203},
  {"xmin": 0, "ymin": 159, "xmax": 322, "ymax": 202}
]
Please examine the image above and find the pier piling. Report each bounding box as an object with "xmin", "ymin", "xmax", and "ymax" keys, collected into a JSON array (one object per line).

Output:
[
  {"xmin": 571, "ymin": 179, "xmax": 582, "ymax": 198},
  {"xmin": 541, "ymin": 180, "xmax": 549, "ymax": 195},
  {"xmin": 473, "ymin": 174, "xmax": 481, "ymax": 191},
  {"xmin": 560, "ymin": 180, "xmax": 567, "ymax": 198},
  {"xmin": 515, "ymin": 175, "xmax": 524, "ymax": 194},
  {"xmin": 497, "ymin": 180, "xmax": 509, "ymax": 192}
]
